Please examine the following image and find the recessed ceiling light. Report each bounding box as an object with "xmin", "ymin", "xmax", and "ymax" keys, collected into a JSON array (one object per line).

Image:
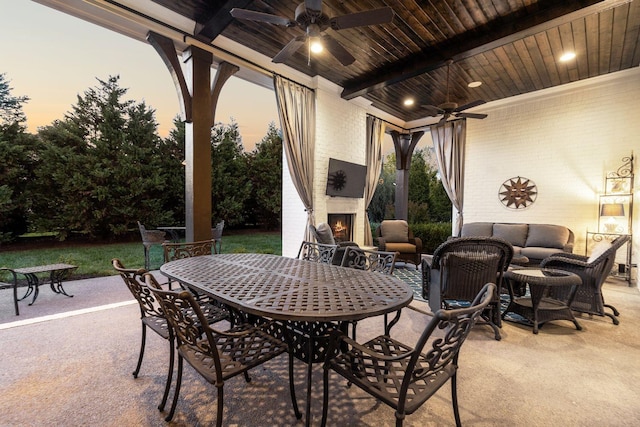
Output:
[
  {"xmin": 403, "ymin": 98, "xmax": 414, "ymax": 106},
  {"xmin": 560, "ymin": 52, "xmax": 576, "ymax": 62},
  {"xmin": 468, "ymin": 81, "xmax": 482, "ymax": 88}
]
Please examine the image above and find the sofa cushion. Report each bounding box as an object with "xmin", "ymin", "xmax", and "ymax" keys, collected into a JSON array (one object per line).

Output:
[
  {"xmin": 315, "ymin": 223, "xmax": 336, "ymax": 245},
  {"xmin": 520, "ymin": 247, "xmax": 565, "ymax": 262},
  {"xmin": 493, "ymin": 223, "xmax": 528, "ymax": 247},
  {"xmin": 385, "ymin": 242, "xmax": 416, "ymax": 253},
  {"xmin": 525, "ymin": 224, "xmax": 569, "ymax": 249},
  {"xmin": 460, "ymin": 222, "xmax": 494, "ymax": 237},
  {"xmin": 381, "ymin": 220, "xmax": 409, "ymax": 243},
  {"xmin": 587, "ymin": 241, "xmax": 611, "ymax": 263}
]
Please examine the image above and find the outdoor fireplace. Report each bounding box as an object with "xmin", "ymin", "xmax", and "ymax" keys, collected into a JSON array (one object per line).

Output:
[{"xmin": 327, "ymin": 213, "xmax": 354, "ymax": 243}]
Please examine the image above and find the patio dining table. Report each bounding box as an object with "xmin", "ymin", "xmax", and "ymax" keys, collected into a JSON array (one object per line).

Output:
[{"xmin": 160, "ymin": 253, "xmax": 413, "ymax": 426}]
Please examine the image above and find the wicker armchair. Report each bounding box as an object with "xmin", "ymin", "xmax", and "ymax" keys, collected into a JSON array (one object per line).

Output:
[
  {"xmin": 321, "ymin": 283, "xmax": 496, "ymax": 427},
  {"xmin": 540, "ymin": 235, "xmax": 630, "ymax": 324},
  {"xmin": 145, "ymin": 274, "xmax": 301, "ymax": 425},
  {"xmin": 137, "ymin": 221, "xmax": 167, "ymax": 270},
  {"xmin": 423, "ymin": 237, "xmax": 513, "ymax": 340},
  {"xmin": 375, "ymin": 220, "xmax": 423, "ymax": 266},
  {"xmin": 297, "ymin": 241, "xmax": 338, "ymax": 264}
]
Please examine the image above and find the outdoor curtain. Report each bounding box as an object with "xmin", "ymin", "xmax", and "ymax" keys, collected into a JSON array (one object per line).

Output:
[
  {"xmin": 364, "ymin": 116, "xmax": 385, "ymax": 246},
  {"xmin": 273, "ymin": 75, "xmax": 316, "ymax": 241},
  {"xmin": 431, "ymin": 119, "xmax": 466, "ymax": 236}
]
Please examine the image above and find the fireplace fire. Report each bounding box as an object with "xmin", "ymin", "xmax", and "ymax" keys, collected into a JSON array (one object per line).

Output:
[{"xmin": 327, "ymin": 213, "xmax": 354, "ymax": 242}]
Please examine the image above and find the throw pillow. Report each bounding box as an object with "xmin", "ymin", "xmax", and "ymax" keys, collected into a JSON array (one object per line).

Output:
[
  {"xmin": 493, "ymin": 223, "xmax": 528, "ymax": 247},
  {"xmin": 525, "ymin": 224, "xmax": 570, "ymax": 249},
  {"xmin": 587, "ymin": 241, "xmax": 611, "ymax": 263},
  {"xmin": 381, "ymin": 220, "xmax": 409, "ymax": 243}
]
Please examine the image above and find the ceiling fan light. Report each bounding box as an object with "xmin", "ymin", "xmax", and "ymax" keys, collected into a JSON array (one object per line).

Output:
[
  {"xmin": 560, "ymin": 52, "xmax": 576, "ymax": 62},
  {"xmin": 310, "ymin": 38, "xmax": 323, "ymax": 53}
]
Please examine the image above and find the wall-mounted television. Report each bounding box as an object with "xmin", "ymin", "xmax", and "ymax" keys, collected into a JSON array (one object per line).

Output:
[{"xmin": 325, "ymin": 158, "xmax": 367, "ymax": 198}]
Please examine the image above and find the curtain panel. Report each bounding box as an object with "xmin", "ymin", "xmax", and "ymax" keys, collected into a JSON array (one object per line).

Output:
[
  {"xmin": 273, "ymin": 75, "xmax": 316, "ymax": 241},
  {"xmin": 431, "ymin": 119, "xmax": 466, "ymax": 236},
  {"xmin": 364, "ymin": 116, "xmax": 385, "ymax": 246}
]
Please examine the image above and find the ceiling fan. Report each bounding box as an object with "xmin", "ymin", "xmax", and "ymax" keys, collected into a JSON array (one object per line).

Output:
[
  {"xmin": 422, "ymin": 60, "xmax": 488, "ymax": 124},
  {"xmin": 230, "ymin": 1, "xmax": 394, "ymax": 66}
]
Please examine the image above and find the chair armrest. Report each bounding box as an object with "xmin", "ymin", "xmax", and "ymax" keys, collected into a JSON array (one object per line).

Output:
[
  {"xmin": 541, "ymin": 256, "xmax": 590, "ymax": 269},
  {"xmin": 325, "ymin": 331, "xmax": 415, "ymax": 363},
  {"xmin": 376, "ymin": 237, "xmax": 387, "ymax": 250},
  {"xmin": 410, "ymin": 236, "xmax": 423, "ymax": 252}
]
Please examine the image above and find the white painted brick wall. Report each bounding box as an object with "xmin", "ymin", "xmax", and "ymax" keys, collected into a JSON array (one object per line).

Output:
[
  {"xmin": 464, "ymin": 68, "xmax": 639, "ymax": 284},
  {"xmin": 281, "ymin": 84, "xmax": 368, "ymax": 257}
]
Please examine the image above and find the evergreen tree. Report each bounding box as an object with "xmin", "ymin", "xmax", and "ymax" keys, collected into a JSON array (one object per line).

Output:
[
  {"xmin": 0, "ymin": 73, "xmax": 29, "ymax": 125},
  {"xmin": 211, "ymin": 120, "xmax": 251, "ymax": 227},
  {"xmin": 31, "ymin": 76, "xmax": 172, "ymax": 239},
  {"xmin": 0, "ymin": 74, "xmax": 36, "ymax": 241},
  {"xmin": 245, "ymin": 122, "xmax": 282, "ymax": 228}
]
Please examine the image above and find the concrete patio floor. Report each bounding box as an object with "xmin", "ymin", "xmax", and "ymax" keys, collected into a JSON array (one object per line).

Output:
[{"xmin": 1, "ymin": 270, "xmax": 639, "ymax": 426}]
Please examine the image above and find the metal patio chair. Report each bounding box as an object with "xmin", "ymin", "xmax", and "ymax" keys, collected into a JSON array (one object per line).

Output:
[{"xmin": 321, "ymin": 283, "xmax": 496, "ymax": 427}]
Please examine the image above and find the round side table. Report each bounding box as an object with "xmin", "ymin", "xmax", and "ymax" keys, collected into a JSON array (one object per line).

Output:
[{"xmin": 503, "ymin": 268, "xmax": 582, "ymax": 334}]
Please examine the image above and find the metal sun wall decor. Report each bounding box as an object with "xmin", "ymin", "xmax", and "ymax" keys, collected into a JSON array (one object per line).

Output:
[{"xmin": 499, "ymin": 176, "xmax": 537, "ymax": 209}]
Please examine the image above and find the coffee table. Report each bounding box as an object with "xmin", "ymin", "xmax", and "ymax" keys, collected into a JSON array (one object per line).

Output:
[{"xmin": 503, "ymin": 268, "xmax": 582, "ymax": 334}]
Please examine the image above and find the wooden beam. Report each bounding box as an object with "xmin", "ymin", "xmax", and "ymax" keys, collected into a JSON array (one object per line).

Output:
[
  {"xmin": 147, "ymin": 31, "xmax": 192, "ymax": 122},
  {"xmin": 194, "ymin": 0, "xmax": 254, "ymax": 42},
  {"xmin": 342, "ymin": 0, "xmax": 628, "ymax": 100},
  {"xmin": 210, "ymin": 62, "xmax": 240, "ymax": 125}
]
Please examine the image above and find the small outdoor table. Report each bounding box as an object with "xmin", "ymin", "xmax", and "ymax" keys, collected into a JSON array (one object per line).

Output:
[
  {"xmin": 503, "ymin": 267, "xmax": 582, "ymax": 334},
  {"xmin": 160, "ymin": 253, "xmax": 413, "ymax": 426},
  {"xmin": 13, "ymin": 263, "xmax": 77, "ymax": 308}
]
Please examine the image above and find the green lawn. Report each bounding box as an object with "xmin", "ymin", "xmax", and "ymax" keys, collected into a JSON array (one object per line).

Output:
[{"xmin": 0, "ymin": 232, "xmax": 281, "ymax": 280}]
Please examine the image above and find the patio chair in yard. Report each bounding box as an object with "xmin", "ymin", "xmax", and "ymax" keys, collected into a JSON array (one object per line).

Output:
[
  {"xmin": 145, "ymin": 273, "xmax": 301, "ymax": 425},
  {"xmin": 137, "ymin": 221, "xmax": 167, "ymax": 270},
  {"xmin": 541, "ymin": 235, "xmax": 630, "ymax": 324},
  {"xmin": 423, "ymin": 237, "xmax": 513, "ymax": 341},
  {"xmin": 211, "ymin": 220, "xmax": 224, "ymax": 253},
  {"xmin": 297, "ymin": 241, "xmax": 338, "ymax": 264},
  {"xmin": 321, "ymin": 283, "xmax": 496, "ymax": 427},
  {"xmin": 112, "ymin": 259, "xmax": 229, "ymax": 414}
]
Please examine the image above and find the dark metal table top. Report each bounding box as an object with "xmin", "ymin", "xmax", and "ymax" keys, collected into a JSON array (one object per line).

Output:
[
  {"xmin": 160, "ymin": 253, "xmax": 414, "ymax": 322},
  {"xmin": 505, "ymin": 268, "xmax": 581, "ymax": 287}
]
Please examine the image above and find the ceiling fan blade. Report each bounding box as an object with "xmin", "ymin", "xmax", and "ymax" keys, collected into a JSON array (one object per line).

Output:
[
  {"xmin": 454, "ymin": 99, "xmax": 486, "ymax": 112},
  {"xmin": 320, "ymin": 34, "xmax": 355, "ymax": 66},
  {"xmin": 304, "ymin": 0, "xmax": 323, "ymax": 12},
  {"xmin": 422, "ymin": 105, "xmax": 443, "ymax": 116},
  {"xmin": 457, "ymin": 112, "xmax": 488, "ymax": 119},
  {"xmin": 330, "ymin": 7, "xmax": 394, "ymax": 30},
  {"xmin": 272, "ymin": 36, "xmax": 306, "ymax": 63},
  {"xmin": 230, "ymin": 8, "xmax": 295, "ymax": 27}
]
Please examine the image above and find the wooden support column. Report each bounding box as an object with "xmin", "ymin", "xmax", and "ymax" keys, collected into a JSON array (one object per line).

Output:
[
  {"xmin": 390, "ymin": 130, "xmax": 424, "ymax": 220},
  {"xmin": 148, "ymin": 32, "xmax": 239, "ymax": 242}
]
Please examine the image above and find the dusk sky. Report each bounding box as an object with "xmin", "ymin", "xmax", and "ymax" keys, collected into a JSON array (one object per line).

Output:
[{"xmin": 1, "ymin": 1, "xmax": 279, "ymax": 151}]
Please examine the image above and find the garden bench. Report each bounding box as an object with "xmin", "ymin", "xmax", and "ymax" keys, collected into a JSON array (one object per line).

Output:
[{"xmin": 0, "ymin": 263, "xmax": 77, "ymax": 315}]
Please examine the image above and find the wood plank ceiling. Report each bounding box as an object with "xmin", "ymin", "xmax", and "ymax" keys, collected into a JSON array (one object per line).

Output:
[{"xmin": 152, "ymin": 0, "xmax": 640, "ymax": 123}]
